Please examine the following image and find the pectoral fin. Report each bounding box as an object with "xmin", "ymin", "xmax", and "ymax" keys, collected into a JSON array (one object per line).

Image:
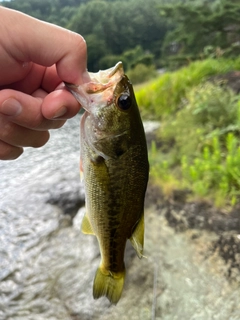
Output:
[
  {"xmin": 81, "ymin": 213, "xmax": 95, "ymax": 235},
  {"xmin": 80, "ymin": 158, "xmax": 84, "ymax": 182},
  {"xmin": 130, "ymin": 213, "xmax": 144, "ymax": 258}
]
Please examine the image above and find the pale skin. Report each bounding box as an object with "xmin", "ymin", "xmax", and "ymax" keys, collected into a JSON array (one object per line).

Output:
[{"xmin": 0, "ymin": 7, "xmax": 90, "ymax": 160}]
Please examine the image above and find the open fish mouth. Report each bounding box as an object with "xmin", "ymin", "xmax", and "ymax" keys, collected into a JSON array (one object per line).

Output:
[
  {"xmin": 64, "ymin": 62, "xmax": 124, "ymax": 111},
  {"xmin": 87, "ymin": 61, "xmax": 123, "ymax": 85}
]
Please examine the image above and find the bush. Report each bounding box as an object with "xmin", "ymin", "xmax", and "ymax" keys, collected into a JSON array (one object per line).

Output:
[
  {"xmin": 142, "ymin": 59, "xmax": 240, "ymax": 206},
  {"xmin": 99, "ymin": 55, "xmax": 126, "ymax": 70},
  {"xmin": 181, "ymin": 134, "xmax": 240, "ymax": 205},
  {"xmin": 161, "ymin": 82, "xmax": 240, "ymax": 163},
  {"xmin": 127, "ymin": 64, "xmax": 157, "ymax": 85},
  {"xmin": 188, "ymin": 82, "xmax": 239, "ymax": 130},
  {"xmin": 122, "ymin": 46, "xmax": 154, "ymax": 70},
  {"xmin": 135, "ymin": 57, "xmax": 240, "ymax": 119}
]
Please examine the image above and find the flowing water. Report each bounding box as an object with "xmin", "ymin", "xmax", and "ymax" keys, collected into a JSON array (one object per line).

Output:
[{"xmin": 0, "ymin": 117, "xmax": 240, "ymax": 320}]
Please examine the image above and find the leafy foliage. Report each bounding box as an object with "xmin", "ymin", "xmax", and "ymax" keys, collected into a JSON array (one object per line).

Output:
[
  {"xmin": 1, "ymin": 0, "xmax": 86, "ymax": 26},
  {"xmin": 2, "ymin": 0, "xmax": 169, "ymax": 74},
  {"xmin": 139, "ymin": 58, "xmax": 240, "ymax": 205},
  {"xmin": 181, "ymin": 134, "xmax": 240, "ymax": 206},
  {"xmin": 98, "ymin": 46, "xmax": 156, "ymax": 77},
  {"xmin": 67, "ymin": 0, "xmax": 168, "ymax": 71},
  {"xmin": 161, "ymin": 80, "xmax": 240, "ymax": 162},
  {"xmin": 160, "ymin": 0, "xmax": 240, "ymax": 67},
  {"xmin": 4, "ymin": 0, "xmax": 240, "ymax": 74},
  {"xmin": 3, "ymin": 0, "xmax": 240, "ymax": 205},
  {"xmin": 136, "ymin": 58, "xmax": 240, "ymax": 119},
  {"xmin": 127, "ymin": 64, "xmax": 157, "ymax": 85}
]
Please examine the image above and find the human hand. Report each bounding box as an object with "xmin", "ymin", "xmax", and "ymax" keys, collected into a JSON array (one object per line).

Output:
[{"xmin": 0, "ymin": 7, "xmax": 89, "ymax": 160}]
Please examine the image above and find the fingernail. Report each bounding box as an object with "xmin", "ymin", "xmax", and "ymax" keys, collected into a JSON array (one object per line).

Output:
[
  {"xmin": 1, "ymin": 98, "xmax": 22, "ymax": 116},
  {"xmin": 52, "ymin": 106, "xmax": 67, "ymax": 119}
]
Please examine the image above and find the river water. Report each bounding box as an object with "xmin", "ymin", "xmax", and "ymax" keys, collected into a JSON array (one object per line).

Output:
[{"xmin": 0, "ymin": 117, "xmax": 240, "ymax": 320}]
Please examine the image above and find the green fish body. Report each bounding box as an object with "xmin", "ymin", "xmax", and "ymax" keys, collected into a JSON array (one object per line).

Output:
[{"xmin": 66, "ymin": 62, "xmax": 149, "ymax": 304}]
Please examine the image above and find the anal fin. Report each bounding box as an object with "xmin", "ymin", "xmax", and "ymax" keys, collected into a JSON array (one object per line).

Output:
[{"xmin": 130, "ymin": 213, "xmax": 144, "ymax": 258}]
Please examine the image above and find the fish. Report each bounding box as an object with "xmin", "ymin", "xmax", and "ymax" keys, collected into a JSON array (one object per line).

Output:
[{"xmin": 65, "ymin": 62, "xmax": 149, "ymax": 305}]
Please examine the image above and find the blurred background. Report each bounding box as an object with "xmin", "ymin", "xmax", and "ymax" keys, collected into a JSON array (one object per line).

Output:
[{"xmin": 1, "ymin": 0, "xmax": 240, "ymax": 319}]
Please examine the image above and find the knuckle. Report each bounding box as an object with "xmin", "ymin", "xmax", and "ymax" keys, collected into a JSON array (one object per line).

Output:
[
  {"xmin": 52, "ymin": 120, "xmax": 66, "ymax": 129},
  {"xmin": 72, "ymin": 33, "xmax": 87, "ymax": 55},
  {"xmin": 32, "ymin": 131, "xmax": 50, "ymax": 148},
  {"xmin": 0, "ymin": 142, "xmax": 23, "ymax": 160},
  {"xmin": 29, "ymin": 115, "xmax": 44, "ymax": 129},
  {"xmin": 0, "ymin": 118, "xmax": 15, "ymax": 141}
]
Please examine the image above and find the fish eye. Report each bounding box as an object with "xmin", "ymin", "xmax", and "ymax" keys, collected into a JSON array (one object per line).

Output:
[{"xmin": 117, "ymin": 94, "xmax": 132, "ymax": 111}]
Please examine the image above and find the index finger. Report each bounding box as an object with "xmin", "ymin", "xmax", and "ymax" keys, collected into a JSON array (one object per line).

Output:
[{"xmin": 0, "ymin": 7, "xmax": 90, "ymax": 85}]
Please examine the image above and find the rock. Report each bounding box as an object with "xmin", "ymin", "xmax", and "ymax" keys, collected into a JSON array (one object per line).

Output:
[
  {"xmin": 210, "ymin": 71, "xmax": 240, "ymax": 93},
  {"xmin": 46, "ymin": 179, "xmax": 85, "ymax": 218},
  {"xmin": 1, "ymin": 117, "xmax": 240, "ymax": 319},
  {"xmin": 143, "ymin": 121, "xmax": 161, "ymax": 148}
]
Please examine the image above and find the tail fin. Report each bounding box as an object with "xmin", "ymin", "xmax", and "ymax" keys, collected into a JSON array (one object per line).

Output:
[{"xmin": 93, "ymin": 266, "xmax": 125, "ymax": 305}]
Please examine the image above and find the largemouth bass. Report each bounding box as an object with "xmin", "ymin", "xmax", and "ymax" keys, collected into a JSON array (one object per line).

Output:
[{"xmin": 66, "ymin": 62, "xmax": 149, "ymax": 304}]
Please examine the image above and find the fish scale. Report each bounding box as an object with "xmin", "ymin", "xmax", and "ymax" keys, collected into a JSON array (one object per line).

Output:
[{"xmin": 65, "ymin": 62, "xmax": 149, "ymax": 304}]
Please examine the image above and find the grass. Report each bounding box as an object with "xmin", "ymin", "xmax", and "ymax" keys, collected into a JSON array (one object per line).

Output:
[
  {"xmin": 136, "ymin": 57, "xmax": 240, "ymax": 120},
  {"xmin": 135, "ymin": 58, "xmax": 240, "ymax": 207}
]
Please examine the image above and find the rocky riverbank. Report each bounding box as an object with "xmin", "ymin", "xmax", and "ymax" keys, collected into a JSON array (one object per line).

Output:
[{"xmin": 1, "ymin": 117, "xmax": 240, "ymax": 319}]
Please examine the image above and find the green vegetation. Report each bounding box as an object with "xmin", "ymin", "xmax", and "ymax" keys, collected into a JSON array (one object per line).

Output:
[
  {"xmin": 136, "ymin": 58, "xmax": 240, "ymax": 118},
  {"xmin": 3, "ymin": 0, "xmax": 240, "ymax": 79},
  {"xmin": 2, "ymin": 0, "xmax": 240, "ymax": 206},
  {"xmin": 127, "ymin": 64, "xmax": 157, "ymax": 85},
  {"xmin": 1, "ymin": 0, "xmax": 87, "ymax": 26},
  {"xmin": 138, "ymin": 58, "xmax": 240, "ymax": 206},
  {"xmin": 181, "ymin": 134, "xmax": 240, "ymax": 206},
  {"xmin": 1, "ymin": 0, "xmax": 166, "ymax": 74},
  {"xmin": 67, "ymin": 0, "xmax": 166, "ymax": 71},
  {"xmin": 160, "ymin": 0, "xmax": 240, "ymax": 68}
]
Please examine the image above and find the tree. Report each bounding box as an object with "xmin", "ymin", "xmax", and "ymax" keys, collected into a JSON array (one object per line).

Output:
[
  {"xmin": 1, "ymin": 0, "xmax": 87, "ymax": 26},
  {"xmin": 68, "ymin": 0, "xmax": 168, "ymax": 70},
  {"xmin": 85, "ymin": 34, "xmax": 109, "ymax": 71},
  {"xmin": 2, "ymin": 0, "xmax": 171, "ymax": 71},
  {"xmin": 160, "ymin": 0, "xmax": 240, "ymax": 64}
]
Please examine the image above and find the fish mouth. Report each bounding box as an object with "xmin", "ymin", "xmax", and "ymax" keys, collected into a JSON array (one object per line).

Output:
[
  {"xmin": 64, "ymin": 62, "xmax": 124, "ymax": 111},
  {"xmin": 89, "ymin": 61, "xmax": 123, "ymax": 85}
]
